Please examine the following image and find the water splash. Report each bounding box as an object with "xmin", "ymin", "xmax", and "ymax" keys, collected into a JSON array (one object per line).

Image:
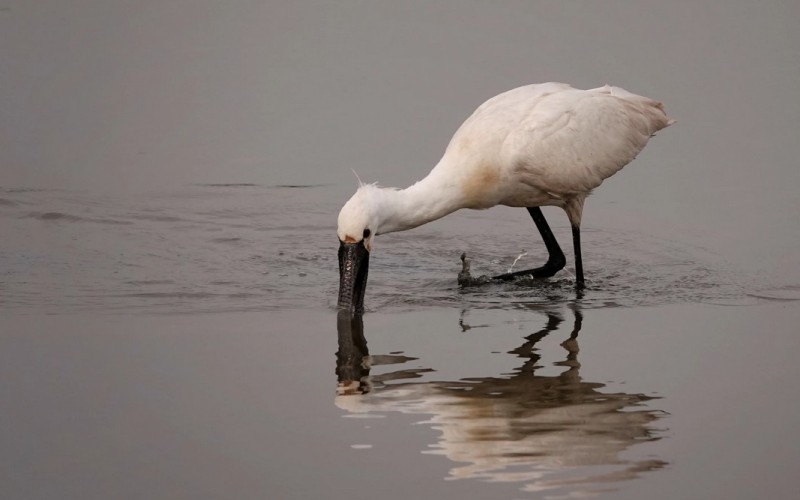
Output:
[{"xmin": 507, "ymin": 249, "xmax": 528, "ymax": 274}]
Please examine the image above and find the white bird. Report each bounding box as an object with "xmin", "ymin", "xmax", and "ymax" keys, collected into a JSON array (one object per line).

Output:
[{"xmin": 337, "ymin": 82, "xmax": 675, "ymax": 312}]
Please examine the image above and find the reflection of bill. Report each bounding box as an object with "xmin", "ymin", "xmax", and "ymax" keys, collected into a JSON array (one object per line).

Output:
[{"xmin": 335, "ymin": 309, "xmax": 667, "ymax": 495}]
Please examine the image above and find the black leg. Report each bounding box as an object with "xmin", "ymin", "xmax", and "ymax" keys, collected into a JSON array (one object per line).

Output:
[
  {"xmin": 572, "ymin": 225, "xmax": 585, "ymax": 288},
  {"xmin": 494, "ymin": 207, "xmax": 566, "ymax": 281}
]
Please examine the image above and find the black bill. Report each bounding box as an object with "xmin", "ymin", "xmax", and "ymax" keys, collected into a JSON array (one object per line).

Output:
[{"xmin": 337, "ymin": 240, "xmax": 370, "ymax": 313}]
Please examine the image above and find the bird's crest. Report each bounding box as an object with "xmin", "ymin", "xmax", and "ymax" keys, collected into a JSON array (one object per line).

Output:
[{"xmin": 351, "ymin": 169, "xmax": 365, "ymax": 187}]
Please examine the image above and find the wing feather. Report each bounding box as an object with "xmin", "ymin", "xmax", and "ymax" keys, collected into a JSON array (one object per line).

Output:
[{"xmin": 505, "ymin": 88, "xmax": 671, "ymax": 194}]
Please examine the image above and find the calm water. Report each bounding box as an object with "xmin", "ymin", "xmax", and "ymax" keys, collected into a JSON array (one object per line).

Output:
[{"xmin": 2, "ymin": 185, "xmax": 799, "ymax": 499}]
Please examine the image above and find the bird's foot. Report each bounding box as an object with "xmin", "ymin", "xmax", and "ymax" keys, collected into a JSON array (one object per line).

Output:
[
  {"xmin": 493, "ymin": 261, "xmax": 564, "ymax": 281},
  {"xmin": 457, "ymin": 253, "xmax": 472, "ymax": 286},
  {"xmin": 457, "ymin": 253, "xmax": 492, "ymax": 287}
]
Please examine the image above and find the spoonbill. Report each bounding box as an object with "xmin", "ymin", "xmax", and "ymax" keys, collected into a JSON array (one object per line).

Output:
[{"xmin": 337, "ymin": 82, "xmax": 674, "ymax": 312}]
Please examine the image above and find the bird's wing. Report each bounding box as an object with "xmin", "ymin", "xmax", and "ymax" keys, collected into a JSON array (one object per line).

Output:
[{"xmin": 504, "ymin": 88, "xmax": 672, "ymax": 195}]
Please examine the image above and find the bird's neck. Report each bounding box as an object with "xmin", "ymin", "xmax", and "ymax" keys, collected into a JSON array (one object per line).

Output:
[{"xmin": 376, "ymin": 168, "xmax": 462, "ymax": 235}]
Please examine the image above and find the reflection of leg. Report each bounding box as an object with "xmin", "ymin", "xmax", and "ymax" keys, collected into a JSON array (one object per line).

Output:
[
  {"xmin": 494, "ymin": 207, "xmax": 566, "ymax": 280},
  {"xmin": 510, "ymin": 313, "xmax": 562, "ymax": 373},
  {"xmin": 558, "ymin": 309, "xmax": 583, "ymax": 369},
  {"xmin": 569, "ymin": 308, "xmax": 582, "ymax": 341},
  {"xmin": 458, "ymin": 308, "xmax": 492, "ymax": 332},
  {"xmin": 458, "ymin": 307, "xmax": 472, "ymax": 332}
]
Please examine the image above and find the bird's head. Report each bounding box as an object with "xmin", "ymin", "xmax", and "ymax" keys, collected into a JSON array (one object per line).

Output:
[{"xmin": 336, "ymin": 185, "xmax": 381, "ymax": 313}]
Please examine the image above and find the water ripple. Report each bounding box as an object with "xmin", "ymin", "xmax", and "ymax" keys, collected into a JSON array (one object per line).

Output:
[{"xmin": 1, "ymin": 186, "xmax": 795, "ymax": 314}]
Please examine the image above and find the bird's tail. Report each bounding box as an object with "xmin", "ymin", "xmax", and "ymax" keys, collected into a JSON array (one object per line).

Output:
[{"xmin": 591, "ymin": 84, "xmax": 676, "ymax": 132}]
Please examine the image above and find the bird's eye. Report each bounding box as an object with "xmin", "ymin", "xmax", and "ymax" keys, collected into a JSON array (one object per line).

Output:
[{"xmin": 363, "ymin": 228, "xmax": 371, "ymax": 239}]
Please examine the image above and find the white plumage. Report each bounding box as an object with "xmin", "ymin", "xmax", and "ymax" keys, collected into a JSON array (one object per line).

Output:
[{"xmin": 337, "ymin": 82, "xmax": 674, "ymax": 310}]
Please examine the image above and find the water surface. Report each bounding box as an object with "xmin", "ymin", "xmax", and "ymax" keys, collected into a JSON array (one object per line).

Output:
[{"xmin": 2, "ymin": 185, "xmax": 799, "ymax": 499}]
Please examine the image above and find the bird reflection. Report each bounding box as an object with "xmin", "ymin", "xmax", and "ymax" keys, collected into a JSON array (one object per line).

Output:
[
  {"xmin": 336, "ymin": 310, "xmax": 433, "ymax": 395},
  {"xmin": 334, "ymin": 308, "xmax": 667, "ymax": 495}
]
